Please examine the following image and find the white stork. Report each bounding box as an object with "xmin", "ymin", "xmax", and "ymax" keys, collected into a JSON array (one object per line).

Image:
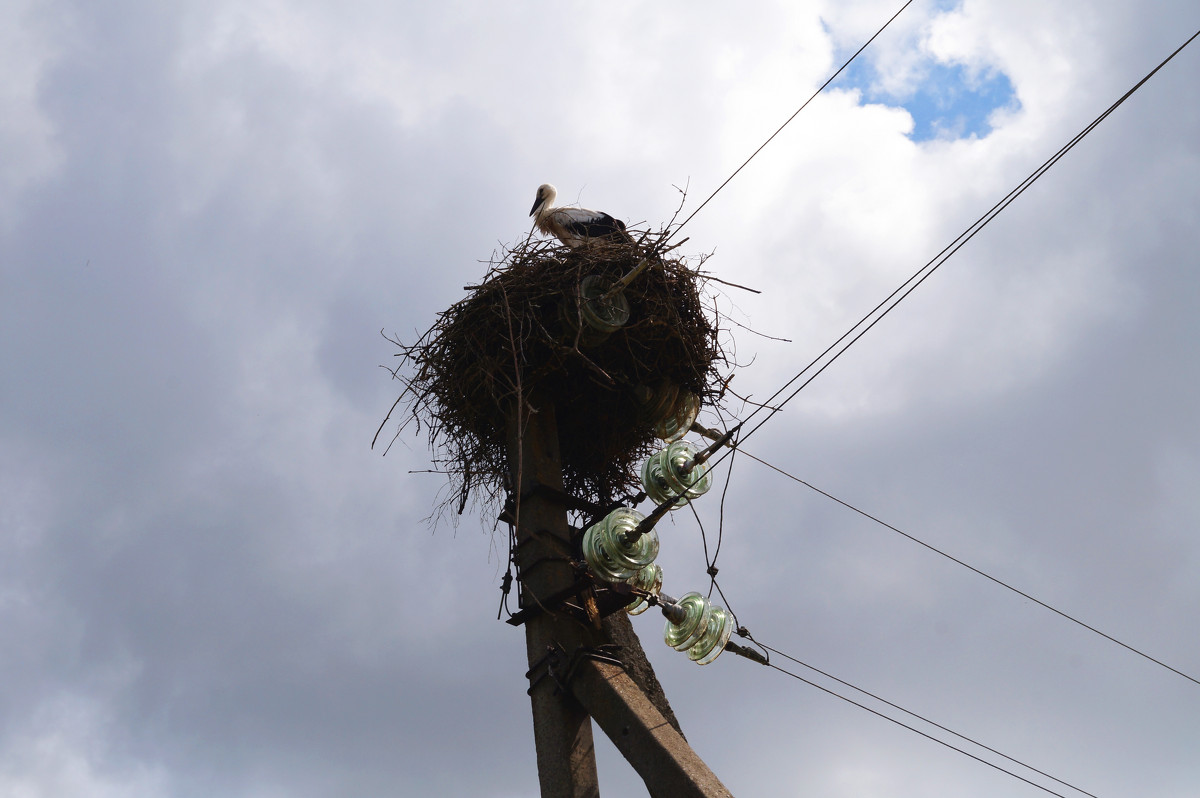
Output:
[{"xmin": 529, "ymin": 183, "xmax": 633, "ymax": 248}]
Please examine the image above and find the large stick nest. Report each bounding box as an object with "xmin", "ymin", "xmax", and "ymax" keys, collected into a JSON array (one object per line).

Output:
[{"xmin": 381, "ymin": 231, "xmax": 729, "ymax": 518}]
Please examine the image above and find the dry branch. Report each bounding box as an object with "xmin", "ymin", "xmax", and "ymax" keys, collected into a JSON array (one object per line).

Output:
[{"xmin": 381, "ymin": 231, "xmax": 730, "ymax": 519}]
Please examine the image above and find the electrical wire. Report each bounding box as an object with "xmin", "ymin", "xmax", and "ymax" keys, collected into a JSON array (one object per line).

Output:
[
  {"xmin": 666, "ymin": 0, "xmax": 915, "ymax": 243},
  {"xmin": 661, "ymin": 30, "xmax": 1200, "ymax": 648},
  {"xmin": 670, "ymin": 28, "xmax": 1200, "ymax": 690},
  {"xmin": 755, "ymin": 639, "xmax": 1100, "ymax": 797},
  {"xmin": 704, "ymin": 25, "xmax": 1200, "ymax": 467},
  {"xmin": 738, "ymin": 449, "xmax": 1200, "ymax": 687},
  {"xmin": 752, "ymin": 641, "xmax": 1094, "ymax": 798}
]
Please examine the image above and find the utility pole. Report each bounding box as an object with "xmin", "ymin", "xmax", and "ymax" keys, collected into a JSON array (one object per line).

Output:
[
  {"xmin": 507, "ymin": 391, "xmax": 733, "ymax": 798},
  {"xmin": 507, "ymin": 393, "xmax": 602, "ymax": 797},
  {"xmin": 382, "ymin": 223, "xmax": 737, "ymax": 794}
]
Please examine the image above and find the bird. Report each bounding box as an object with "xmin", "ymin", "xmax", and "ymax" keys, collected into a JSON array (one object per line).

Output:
[{"xmin": 529, "ymin": 183, "xmax": 633, "ymax": 248}]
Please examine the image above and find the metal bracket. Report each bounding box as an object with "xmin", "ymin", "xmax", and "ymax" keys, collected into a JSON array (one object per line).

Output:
[
  {"xmin": 507, "ymin": 577, "xmax": 590, "ymax": 627},
  {"xmin": 525, "ymin": 643, "xmax": 627, "ymax": 696},
  {"xmin": 724, "ymin": 640, "xmax": 770, "ymax": 666},
  {"xmin": 525, "ymin": 645, "xmax": 566, "ymax": 695},
  {"xmin": 506, "ymin": 572, "xmax": 641, "ymax": 628},
  {"xmin": 563, "ymin": 644, "xmax": 626, "ymax": 688}
]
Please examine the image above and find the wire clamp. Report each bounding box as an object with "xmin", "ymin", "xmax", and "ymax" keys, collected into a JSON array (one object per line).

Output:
[{"xmin": 525, "ymin": 643, "xmax": 626, "ymax": 696}]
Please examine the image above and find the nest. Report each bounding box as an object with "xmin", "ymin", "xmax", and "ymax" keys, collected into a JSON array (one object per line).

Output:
[{"xmin": 380, "ymin": 231, "xmax": 729, "ymax": 518}]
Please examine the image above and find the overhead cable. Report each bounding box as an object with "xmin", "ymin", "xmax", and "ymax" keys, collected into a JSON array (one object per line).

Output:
[
  {"xmin": 667, "ymin": 0, "xmax": 915, "ymax": 242},
  {"xmin": 740, "ymin": 449, "xmax": 1200, "ymax": 687},
  {"xmin": 724, "ymin": 26, "xmax": 1200, "ymax": 457},
  {"xmin": 754, "ymin": 643, "xmax": 1095, "ymax": 798}
]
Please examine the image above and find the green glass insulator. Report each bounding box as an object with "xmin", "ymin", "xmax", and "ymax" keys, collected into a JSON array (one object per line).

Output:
[
  {"xmin": 582, "ymin": 507, "xmax": 659, "ymax": 582},
  {"xmin": 655, "ymin": 390, "xmax": 699, "ymax": 442},
  {"xmin": 641, "ymin": 447, "xmax": 681, "ymax": 507},
  {"xmin": 640, "ymin": 440, "xmax": 713, "ymax": 508},
  {"xmin": 687, "ymin": 605, "xmax": 734, "ymax": 665},
  {"xmin": 637, "ymin": 381, "xmax": 679, "ymax": 427},
  {"xmin": 625, "ymin": 563, "xmax": 663, "ymax": 616},
  {"xmin": 560, "ymin": 275, "xmax": 631, "ymax": 347},
  {"xmin": 579, "ymin": 275, "xmax": 631, "ymax": 333},
  {"xmin": 663, "ymin": 592, "xmax": 714, "ymax": 652}
]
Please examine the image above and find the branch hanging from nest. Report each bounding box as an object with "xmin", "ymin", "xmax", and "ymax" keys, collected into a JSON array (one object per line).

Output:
[{"xmin": 379, "ymin": 229, "xmax": 732, "ymax": 521}]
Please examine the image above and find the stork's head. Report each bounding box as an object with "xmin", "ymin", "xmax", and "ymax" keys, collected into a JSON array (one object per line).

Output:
[{"xmin": 530, "ymin": 183, "xmax": 557, "ymax": 217}]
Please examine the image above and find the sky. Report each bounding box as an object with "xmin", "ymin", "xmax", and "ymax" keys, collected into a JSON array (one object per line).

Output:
[{"xmin": 1, "ymin": 0, "xmax": 1198, "ymax": 796}]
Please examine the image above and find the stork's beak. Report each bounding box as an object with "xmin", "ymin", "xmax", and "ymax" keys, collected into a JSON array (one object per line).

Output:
[{"xmin": 529, "ymin": 192, "xmax": 542, "ymax": 217}]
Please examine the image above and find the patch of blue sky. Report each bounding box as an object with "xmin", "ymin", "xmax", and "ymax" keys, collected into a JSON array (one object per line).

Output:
[{"xmin": 838, "ymin": 57, "xmax": 1020, "ymax": 142}]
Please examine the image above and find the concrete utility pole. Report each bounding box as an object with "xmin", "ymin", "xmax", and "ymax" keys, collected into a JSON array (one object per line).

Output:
[
  {"xmin": 507, "ymin": 394, "xmax": 602, "ymax": 797},
  {"xmin": 507, "ymin": 391, "xmax": 733, "ymax": 798}
]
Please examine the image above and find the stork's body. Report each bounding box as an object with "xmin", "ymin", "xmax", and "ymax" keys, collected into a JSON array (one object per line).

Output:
[{"xmin": 530, "ymin": 183, "xmax": 632, "ymax": 248}]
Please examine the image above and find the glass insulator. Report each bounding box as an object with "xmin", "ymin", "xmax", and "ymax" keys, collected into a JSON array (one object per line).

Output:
[
  {"xmin": 582, "ymin": 507, "xmax": 659, "ymax": 582},
  {"xmin": 625, "ymin": 563, "xmax": 663, "ymax": 615},
  {"xmin": 663, "ymin": 592, "xmax": 714, "ymax": 652}
]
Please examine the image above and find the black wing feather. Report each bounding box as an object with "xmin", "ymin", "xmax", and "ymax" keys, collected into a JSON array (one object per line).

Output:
[{"xmin": 563, "ymin": 212, "xmax": 630, "ymax": 241}]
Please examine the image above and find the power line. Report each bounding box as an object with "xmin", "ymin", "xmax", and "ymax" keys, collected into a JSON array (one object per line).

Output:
[
  {"xmin": 671, "ymin": 32, "xmax": 1200, "ymax": 691},
  {"xmin": 667, "ymin": 0, "xmax": 915, "ymax": 242},
  {"xmin": 677, "ymin": 449, "xmax": 1100, "ymax": 798},
  {"xmin": 749, "ymin": 639, "xmax": 1100, "ymax": 798},
  {"xmin": 707, "ymin": 24, "xmax": 1200, "ymax": 462},
  {"xmin": 664, "ymin": 29, "xmax": 1200, "ymax": 646},
  {"xmin": 738, "ymin": 448, "xmax": 1200, "ymax": 688},
  {"xmin": 755, "ymin": 655, "xmax": 1075, "ymax": 797}
]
